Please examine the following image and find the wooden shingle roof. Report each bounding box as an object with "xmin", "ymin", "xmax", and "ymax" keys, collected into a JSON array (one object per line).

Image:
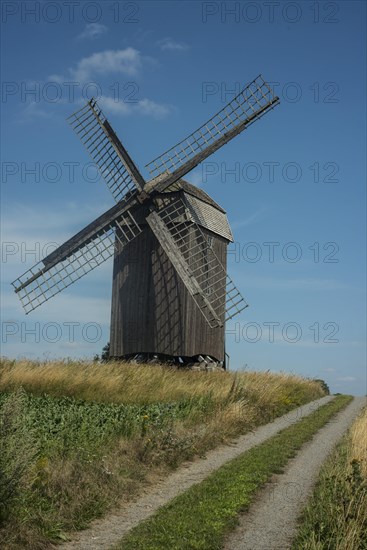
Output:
[
  {"xmin": 169, "ymin": 179, "xmax": 226, "ymax": 213},
  {"xmin": 162, "ymin": 179, "xmax": 233, "ymax": 242}
]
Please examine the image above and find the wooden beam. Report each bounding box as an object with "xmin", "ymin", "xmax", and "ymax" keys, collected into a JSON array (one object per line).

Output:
[
  {"xmin": 102, "ymin": 119, "xmax": 146, "ymax": 191},
  {"xmin": 146, "ymin": 210, "xmax": 222, "ymax": 328},
  {"xmin": 149, "ymin": 98, "xmax": 279, "ymax": 194},
  {"xmin": 43, "ymin": 196, "xmax": 138, "ymax": 266}
]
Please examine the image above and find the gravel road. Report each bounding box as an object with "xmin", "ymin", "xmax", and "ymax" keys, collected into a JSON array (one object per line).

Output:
[
  {"xmin": 59, "ymin": 396, "xmax": 333, "ymax": 550},
  {"xmin": 223, "ymin": 396, "xmax": 366, "ymax": 550}
]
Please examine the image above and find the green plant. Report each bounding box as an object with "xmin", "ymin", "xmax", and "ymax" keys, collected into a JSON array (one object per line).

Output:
[
  {"xmin": 315, "ymin": 378, "xmax": 330, "ymax": 395},
  {"xmin": 0, "ymin": 388, "xmax": 39, "ymax": 523},
  {"xmin": 101, "ymin": 342, "xmax": 110, "ymax": 362}
]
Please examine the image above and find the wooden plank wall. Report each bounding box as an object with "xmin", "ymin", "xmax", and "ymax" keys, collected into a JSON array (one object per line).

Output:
[{"xmin": 110, "ymin": 223, "xmax": 227, "ymax": 361}]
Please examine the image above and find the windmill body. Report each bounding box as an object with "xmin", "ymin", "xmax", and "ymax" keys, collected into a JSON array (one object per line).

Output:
[
  {"xmin": 110, "ymin": 180, "xmax": 233, "ymax": 362},
  {"xmin": 12, "ymin": 75, "xmax": 279, "ymax": 368}
]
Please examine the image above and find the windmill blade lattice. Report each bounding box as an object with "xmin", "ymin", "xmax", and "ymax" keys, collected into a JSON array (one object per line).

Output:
[
  {"xmin": 147, "ymin": 194, "xmax": 248, "ymax": 327},
  {"xmin": 68, "ymin": 99, "xmax": 145, "ymax": 202},
  {"xmin": 12, "ymin": 209, "xmax": 142, "ymax": 314},
  {"xmin": 145, "ymin": 75, "xmax": 279, "ymax": 193}
]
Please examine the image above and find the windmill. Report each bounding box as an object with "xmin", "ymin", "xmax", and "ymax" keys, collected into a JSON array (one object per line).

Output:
[{"xmin": 12, "ymin": 75, "xmax": 279, "ymax": 368}]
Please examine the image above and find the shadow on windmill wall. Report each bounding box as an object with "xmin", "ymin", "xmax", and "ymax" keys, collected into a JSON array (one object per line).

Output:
[
  {"xmin": 110, "ymin": 221, "xmax": 226, "ymax": 361},
  {"xmin": 110, "ymin": 225, "xmax": 184, "ymax": 357}
]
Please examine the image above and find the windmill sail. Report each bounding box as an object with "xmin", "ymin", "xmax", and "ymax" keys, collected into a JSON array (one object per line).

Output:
[
  {"xmin": 145, "ymin": 75, "xmax": 279, "ymax": 193},
  {"xmin": 147, "ymin": 194, "xmax": 248, "ymax": 328},
  {"xmin": 12, "ymin": 203, "xmax": 142, "ymax": 314},
  {"xmin": 68, "ymin": 99, "xmax": 146, "ymax": 202}
]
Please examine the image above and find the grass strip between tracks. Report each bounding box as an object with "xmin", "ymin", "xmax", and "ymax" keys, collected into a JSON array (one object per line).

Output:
[{"xmin": 115, "ymin": 394, "xmax": 352, "ymax": 550}]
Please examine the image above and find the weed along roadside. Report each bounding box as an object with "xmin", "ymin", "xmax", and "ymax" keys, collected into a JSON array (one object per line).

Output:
[
  {"xmin": 115, "ymin": 396, "xmax": 352, "ymax": 550},
  {"xmin": 292, "ymin": 404, "xmax": 367, "ymax": 550},
  {"xmin": 0, "ymin": 359, "xmax": 325, "ymax": 548}
]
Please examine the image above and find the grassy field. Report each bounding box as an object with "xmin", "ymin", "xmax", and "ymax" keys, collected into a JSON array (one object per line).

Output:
[
  {"xmin": 292, "ymin": 405, "xmax": 367, "ymax": 550},
  {"xmin": 0, "ymin": 358, "xmax": 325, "ymax": 549}
]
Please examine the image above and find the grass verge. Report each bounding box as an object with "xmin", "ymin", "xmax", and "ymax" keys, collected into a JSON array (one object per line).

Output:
[
  {"xmin": 292, "ymin": 404, "xmax": 367, "ymax": 550},
  {"xmin": 115, "ymin": 395, "xmax": 352, "ymax": 550}
]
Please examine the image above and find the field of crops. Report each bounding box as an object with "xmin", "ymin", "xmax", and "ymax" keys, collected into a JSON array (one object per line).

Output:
[{"xmin": 0, "ymin": 358, "xmax": 326, "ymax": 549}]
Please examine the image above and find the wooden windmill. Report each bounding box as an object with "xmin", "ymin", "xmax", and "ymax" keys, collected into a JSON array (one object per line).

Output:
[{"xmin": 12, "ymin": 75, "xmax": 279, "ymax": 368}]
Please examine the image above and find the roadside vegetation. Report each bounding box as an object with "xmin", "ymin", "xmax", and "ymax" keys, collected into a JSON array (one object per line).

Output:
[
  {"xmin": 0, "ymin": 358, "xmax": 326, "ymax": 549},
  {"xmin": 114, "ymin": 395, "xmax": 352, "ymax": 550},
  {"xmin": 292, "ymin": 404, "xmax": 367, "ymax": 550}
]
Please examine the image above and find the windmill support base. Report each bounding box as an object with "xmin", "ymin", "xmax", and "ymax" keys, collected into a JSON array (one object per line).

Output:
[{"xmin": 116, "ymin": 352, "xmax": 226, "ymax": 371}]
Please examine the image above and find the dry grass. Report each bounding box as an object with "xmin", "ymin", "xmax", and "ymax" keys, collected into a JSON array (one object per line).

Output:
[
  {"xmin": 350, "ymin": 406, "xmax": 367, "ymax": 477},
  {"xmin": 0, "ymin": 358, "xmax": 326, "ymax": 549},
  {"xmin": 0, "ymin": 358, "xmax": 324, "ymax": 408}
]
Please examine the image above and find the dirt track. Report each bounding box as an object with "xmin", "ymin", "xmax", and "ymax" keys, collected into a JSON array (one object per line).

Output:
[
  {"xmin": 60, "ymin": 396, "xmax": 335, "ymax": 550},
  {"xmin": 223, "ymin": 396, "xmax": 366, "ymax": 550}
]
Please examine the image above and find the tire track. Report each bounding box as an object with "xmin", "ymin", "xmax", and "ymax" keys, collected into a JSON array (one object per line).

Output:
[{"xmin": 223, "ymin": 396, "xmax": 366, "ymax": 550}]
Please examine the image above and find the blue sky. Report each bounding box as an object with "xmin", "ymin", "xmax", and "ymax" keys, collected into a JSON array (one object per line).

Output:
[{"xmin": 1, "ymin": 0, "xmax": 366, "ymax": 395}]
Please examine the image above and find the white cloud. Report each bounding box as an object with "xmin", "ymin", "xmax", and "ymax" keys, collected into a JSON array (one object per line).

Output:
[
  {"xmin": 50, "ymin": 48, "xmax": 142, "ymax": 84},
  {"xmin": 99, "ymin": 95, "xmax": 172, "ymax": 119},
  {"xmin": 77, "ymin": 23, "xmax": 108, "ymax": 40},
  {"xmin": 48, "ymin": 73, "xmax": 67, "ymax": 84},
  {"xmin": 19, "ymin": 48, "xmax": 173, "ymax": 122},
  {"xmin": 16, "ymin": 102, "xmax": 53, "ymax": 123},
  {"xmin": 158, "ymin": 38, "xmax": 189, "ymax": 51},
  {"xmin": 98, "ymin": 96, "xmax": 132, "ymax": 116},
  {"xmin": 70, "ymin": 48, "xmax": 142, "ymax": 82},
  {"xmin": 136, "ymin": 98, "xmax": 171, "ymax": 118}
]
